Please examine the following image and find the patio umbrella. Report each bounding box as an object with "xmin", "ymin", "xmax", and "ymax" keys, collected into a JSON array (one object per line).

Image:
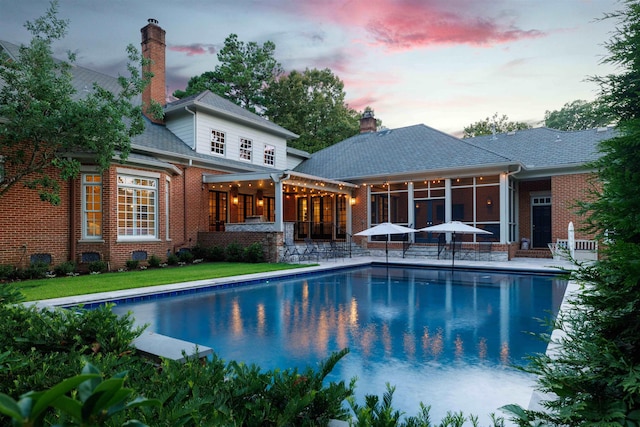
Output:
[
  {"xmin": 568, "ymin": 221, "xmax": 575, "ymax": 259},
  {"xmin": 418, "ymin": 221, "xmax": 492, "ymax": 269},
  {"xmin": 355, "ymin": 222, "xmax": 417, "ymax": 263}
]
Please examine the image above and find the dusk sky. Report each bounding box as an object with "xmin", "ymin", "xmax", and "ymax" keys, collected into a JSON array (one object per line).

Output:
[{"xmin": 0, "ymin": 0, "xmax": 620, "ymax": 136}]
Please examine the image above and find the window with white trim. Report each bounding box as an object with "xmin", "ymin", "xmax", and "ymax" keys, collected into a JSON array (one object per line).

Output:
[
  {"xmin": 82, "ymin": 173, "xmax": 102, "ymax": 239},
  {"xmin": 264, "ymin": 144, "xmax": 275, "ymax": 166},
  {"xmin": 240, "ymin": 138, "xmax": 252, "ymax": 161},
  {"xmin": 117, "ymin": 175, "xmax": 157, "ymax": 238},
  {"xmin": 211, "ymin": 130, "xmax": 225, "ymax": 155}
]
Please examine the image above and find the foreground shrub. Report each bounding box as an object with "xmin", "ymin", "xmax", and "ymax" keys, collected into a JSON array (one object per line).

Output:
[{"xmin": 207, "ymin": 245, "xmax": 226, "ymax": 262}]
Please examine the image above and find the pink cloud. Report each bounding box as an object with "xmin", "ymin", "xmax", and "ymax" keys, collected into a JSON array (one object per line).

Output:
[
  {"xmin": 168, "ymin": 44, "xmax": 217, "ymax": 56},
  {"xmin": 293, "ymin": 0, "xmax": 544, "ymax": 51}
]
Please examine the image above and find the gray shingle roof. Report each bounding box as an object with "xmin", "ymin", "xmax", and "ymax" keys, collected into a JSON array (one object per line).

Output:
[
  {"xmin": 465, "ymin": 126, "xmax": 615, "ymax": 170},
  {"xmin": 165, "ymin": 90, "xmax": 298, "ymax": 139},
  {"xmin": 294, "ymin": 124, "xmax": 514, "ymax": 180}
]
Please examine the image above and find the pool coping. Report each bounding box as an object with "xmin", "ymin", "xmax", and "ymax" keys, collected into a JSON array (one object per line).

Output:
[{"xmin": 31, "ymin": 256, "xmax": 573, "ymax": 309}]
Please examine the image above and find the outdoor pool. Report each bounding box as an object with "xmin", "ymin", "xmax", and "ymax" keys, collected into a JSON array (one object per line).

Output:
[{"xmin": 111, "ymin": 265, "xmax": 568, "ymax": 422}]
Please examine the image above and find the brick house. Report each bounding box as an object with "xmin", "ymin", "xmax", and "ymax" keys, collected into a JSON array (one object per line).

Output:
[{"xmin": 0, "ymin": 19, "xmax": 612, "ymax": 270}]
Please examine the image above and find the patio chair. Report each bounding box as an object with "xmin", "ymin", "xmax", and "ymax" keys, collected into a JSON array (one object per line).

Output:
[
  {"xmin": 303, "ymin": 237, "xmax": 320, "ymax": 261},
  {"xmin": 280, "ymin": 243, "xmax": 301, "ymax": 263}
]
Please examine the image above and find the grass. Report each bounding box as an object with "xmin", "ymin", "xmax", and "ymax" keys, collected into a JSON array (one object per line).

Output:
[{"xmin": 15, "ymin": 262, "xmax": 309, "ymax": 301}]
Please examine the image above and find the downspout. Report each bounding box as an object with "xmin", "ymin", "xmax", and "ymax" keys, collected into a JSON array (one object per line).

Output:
[{"xmin": 69, "ymin": 176, "xmax": 76, "ymax": 263}]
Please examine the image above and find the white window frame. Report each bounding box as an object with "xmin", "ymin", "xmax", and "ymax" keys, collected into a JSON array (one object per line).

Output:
[
  {"xmin": 240, "ymin": 137, "xmax": 252, "ymax": 161},
  {"xmin": 264, "ymin": 144, "xmax": 275, "ymax": 166},
  {"xmin": 117, "ymin": 171, "xmax": 159, "ymax": 241},
  {"xmin": 211, "ymin": 129, "xmax": 225, "ymax": 156},
  {"xmin": 82, "ymin": 173, "xmax": 103, "ymax": 240}
]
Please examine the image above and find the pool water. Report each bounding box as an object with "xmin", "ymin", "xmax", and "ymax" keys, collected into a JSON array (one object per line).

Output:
[{"xmin": 111, "ymin": 265, "xmax": 567, "ymax": 422}]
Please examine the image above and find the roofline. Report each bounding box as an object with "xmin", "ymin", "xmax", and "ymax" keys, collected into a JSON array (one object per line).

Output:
[
  {"xmin": 335, "ymin": 161, "xmax": 520, "ymax": 183},
  {"xmin": 203, "ymin": 169, "xmax": 358, "ymax": 189},
  {"xmin": 164, "ymin": 95, "xmax": 298, "ymax": 140}
]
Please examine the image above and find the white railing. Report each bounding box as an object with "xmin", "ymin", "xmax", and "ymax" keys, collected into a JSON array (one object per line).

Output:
[{"xmin": 548, "ymin": 239, "xmax": 598, "ymax": 261}]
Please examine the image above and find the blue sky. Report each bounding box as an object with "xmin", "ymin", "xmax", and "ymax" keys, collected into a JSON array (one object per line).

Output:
[{"xmin": 0, "ymin": 0, "xmax": 620, "ymax": 136}]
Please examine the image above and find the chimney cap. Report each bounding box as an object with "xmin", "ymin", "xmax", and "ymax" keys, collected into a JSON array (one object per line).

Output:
[{"xmin": 147, "ymin": 18, "xmax": 159, "ymax": 25}]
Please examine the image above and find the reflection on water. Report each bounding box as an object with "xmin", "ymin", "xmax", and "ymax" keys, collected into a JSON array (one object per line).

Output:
[{"xmin": 112, "ymin": 266, "xmax": 567, "ymax": 422}]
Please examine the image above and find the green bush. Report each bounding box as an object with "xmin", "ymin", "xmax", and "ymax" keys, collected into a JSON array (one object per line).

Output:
[
  {"xmin": 243, "ymin": 242, "xmax": 265, "ymax": 263},
  {"xmin": 0, "ymin": 265, "xmax": 13, "ymax": 280},
  {"xmin": 167, "ymin": 253, "xmax": 179, "ymax": 265},
  {"xmin": 190, "ymin": 244, "xmax": 207, "ymax": 260},
  {"xmin": 177, "ymin": 249, "xmax": 194, "ymax": 264},
  {"xmin": 125, "ymin": 259, "xmax": 139, "ymax": 270},
  {"xmin": 87, "ymin": 260, "xmax": 108, "ymax": 273},
  {"xmin": 224, "ymin": 242, "xmax": 244, "ymax": 262},
  {"xmin": 147, "ymin": 254, "xmax": 161, "ymax": 268},
  {"xmin": 54, "ymin": 260, "xmax": 76, "ymax": 276},
  {"xmin": 23, "ymin": 261, "xmax": 49, "ymax": 280},
  {"xmin": 207, "ymin": 245, "xmax": 226, "ymax": 262}
]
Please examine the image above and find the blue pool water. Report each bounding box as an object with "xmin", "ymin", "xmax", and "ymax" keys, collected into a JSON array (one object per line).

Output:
[{"xmin": 111, "ymin": 265, "xmax": 567, "ymax": 422}]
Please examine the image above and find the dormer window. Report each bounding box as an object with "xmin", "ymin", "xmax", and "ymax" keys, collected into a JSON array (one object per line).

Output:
[
  {"xmin": 264, "ymin": 145, "xmax": 275, "ymax": 166},
  {"xmin": 240, "ymin": 138, "xmax": 252, "ymax": 161},
  {"xmin": 211, "ymin": 130, "xmax": 225, "ymax": 156}
]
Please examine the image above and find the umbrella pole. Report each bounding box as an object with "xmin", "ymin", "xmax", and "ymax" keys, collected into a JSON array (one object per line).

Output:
[{"xmin": 451, "ymin": 232, "xmax": 456, "ymax": 271}]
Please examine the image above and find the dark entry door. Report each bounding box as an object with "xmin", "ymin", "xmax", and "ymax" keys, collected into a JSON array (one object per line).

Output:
[
  {"xmin": 208, "ymin": 190, "xmax": 227, "ymax": 231},
  {"xmin": 415, "ymin": 200, "xmax": 444, "ymax": 243},
  {"xmin": 532, "ymin": 205, "xmax": 551, "ymax": 248}
]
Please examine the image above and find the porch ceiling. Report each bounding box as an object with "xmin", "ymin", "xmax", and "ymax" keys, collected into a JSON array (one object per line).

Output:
[{"xmin": 202, "ymin": 170, "xmax": 358, "ymax": 195}]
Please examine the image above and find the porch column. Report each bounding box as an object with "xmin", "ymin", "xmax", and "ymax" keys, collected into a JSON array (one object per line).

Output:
[
  {"xmin": 346, "ymin": 193, "xmax": 353, "ymax": 235},
  {"xmin": 407, "ymin": 181, "xmax": 415, "ymax": 242},
  {"xmin": 273, "ymin": 178, "xmax": 284, "ymax": 232},
  {"xmin": 499, "ymin": 172, "xmax": 509, "ymax": 244},
  {"xmin": 444, "ymin": 179, "xmax": 452, "ymax": 222}
]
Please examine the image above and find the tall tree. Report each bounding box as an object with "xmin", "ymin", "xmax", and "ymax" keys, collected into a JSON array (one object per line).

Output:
[
  {"xmin": 503, "ymin": 1, "xmax": 640, "ymax": 424},
  {"xmin": 263, "ymin": 68, "xmax": 360, "ymax": 153},
  {"xmin": 462, "ymin": 113, "xmax": 531, "ymax": 138},
  {"xmin": 173, "ymin": 34, "xmax": 282, "ymax": 113},
  {"xmin": 0, "ymin": 1, "xmax": 154, "ymax": 205},
  {"xmin": 544, "ymin": 99, "xmax": 614, "ymax": 130}
]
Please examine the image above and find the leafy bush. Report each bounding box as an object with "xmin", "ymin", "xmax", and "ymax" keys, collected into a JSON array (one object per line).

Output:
[
  {"xmin": 243, "ymin": 242, "xmax": 265, "ymax": 263},
  {"xmin": 0, "ymin": 265, "xmax": 14, "ymax": 281},
  {"xmin": 87, "ymin": 260, "xmax": 108, "ymax": 273},
  {"xmin": 177, "ymin": 249, "xmax": 194, "ymax": 264},
  {"xmin": 206, "ymin": 245, "xmax": 226, "ymax": 262},
  {"xmin": 125, "ymin": 259, "xmax": 139, "ymax": 270},
  {"xmin": 0, "ymin": 283, "xmax": 24, "ymax": 305},
  {"xmin": 23, "ymin": 262, "xmax": 50, "ymax": 280},
  {"xmin": 54, "ymin": 260, "xmax": 76, "ymax": 276},
  {"xmin": 167, "ymin": 253, "xmax": 179, "ymax": 265},
  {"xmin": 224, "ymin": 242, "xmax": 244, "ymax": 262},
  {"xmin": 190, "ymin": 244, "xmax": 207, "ymax": 260},
  {"xmin": 147, "ymin": 254, "xmax": 161, "ymax": 268}
]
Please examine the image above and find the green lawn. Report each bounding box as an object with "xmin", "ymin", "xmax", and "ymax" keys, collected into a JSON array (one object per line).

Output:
[{"xmin": 16, "ymin": 262, "xmax": 309, "ymax": 301}]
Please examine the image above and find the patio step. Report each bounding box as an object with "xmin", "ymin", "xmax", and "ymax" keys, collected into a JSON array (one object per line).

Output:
[{"xmin": 514, "ymin": 249, "xmax": 552, "ymax": 259}]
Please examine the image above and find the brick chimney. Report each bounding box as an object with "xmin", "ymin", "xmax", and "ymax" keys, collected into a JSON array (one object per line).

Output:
[
  {"xmin": 359, "ymin": 109, "xmax": 377, "ymax": 133},
  {"xmin": 141, "ymin": 18, "xmax": 165, "ymax": 123}
]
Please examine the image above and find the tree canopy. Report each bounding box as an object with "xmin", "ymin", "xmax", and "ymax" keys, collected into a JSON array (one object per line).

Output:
[
  {"xmin": 462, "ymin": 113, "xmax": 531, "ymax": 138},
  {"xmin": 264, "ymin": 68, "xmax": 360, "ymax": 153},
  {"xmin": 504, "ymin": 1, "xmax": 640, "ymax": 424},
  {"xmin": 173, "ymin": 34, "xmax": 283, "ymax": 114},
  {"xmin": 173, "ymin": 35, "xmax": 362, "ymax": 152},
  {"xmin": 544, "ymin": 99, "xmax": 613, "ymax": 131},
  {"xmin": 0, "ymin": 1, "xmax": 153, "ymax": 205}
]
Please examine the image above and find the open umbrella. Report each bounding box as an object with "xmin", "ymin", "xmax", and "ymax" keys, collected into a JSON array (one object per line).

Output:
[
  {"xmin": 418, "ymin": 221, "xmax": 492, "ymax": 269},
  {"xmin": 355, "ymin": 222, "xmax": 417, "ymax": 263}
]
